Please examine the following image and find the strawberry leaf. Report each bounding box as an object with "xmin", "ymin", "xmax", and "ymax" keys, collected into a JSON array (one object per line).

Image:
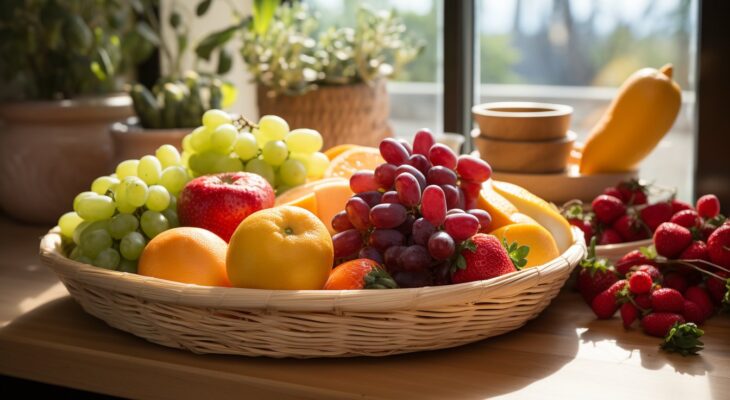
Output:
[
  {"xmin": 639, "ymin": 245, "xmax": 657, "ymax": 260},
  {"xmin": 455, "ymin": 255, "xmax": 466, "ymax": 270},
  {"xmin": 661, "ymin": 322, "xmax": 704, "ymax": 356},
  {"xmin": 502, "ymin": 238, "xmax": 530, "ymax": 270}
]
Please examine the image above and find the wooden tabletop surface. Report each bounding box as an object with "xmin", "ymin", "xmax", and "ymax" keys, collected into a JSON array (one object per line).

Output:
[{"xmin": 1, "ymin": 215, "xmax": 729, "ymax": 400}]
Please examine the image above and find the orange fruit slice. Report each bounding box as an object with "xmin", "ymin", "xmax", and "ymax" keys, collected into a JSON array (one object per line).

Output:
[
  {"xmin": 477, "ymin": 182, "xmax": 520, "ymax": 230},
  {"xmin": 323, "ymin": 147, "xmax": 384, "ymax": 179},
  {"xmin": 324, "ymin": 144, "xmax": 359, "ymax": 161},
  {"xmin": 282, "ymin": 192, "xmax": 317, "ymax": 215},
  {"xmin": 490, "ymin": 223, "xmax": 560, "ymax": 269},
  {"xmin": 275, "ymin": 177, "xmax": 346, "ymax": 205}
]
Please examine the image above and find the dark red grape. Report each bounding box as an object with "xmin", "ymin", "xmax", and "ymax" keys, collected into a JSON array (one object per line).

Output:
[
  {"xmin": 350, "ymin": 170, "xmax": 379, "ymax": 193},
  {"xmin": 395, "ymin": 164, "xmax": 427, "ymax": 190},
  {"xmin": 446, "ymin": 208, "xmax": 465, "ymax": 215},
  {"xmin": 332, "ymin": 229, "xmax": 363, "ymax": 259},
  {"xmin": 379, "ymin": 138, "xmax": 409, "ymax": 165},
  {"xmin": 346, "ymin": 197, "xmax": 371, "ymax": 230},
  {"xmin": 459, "ymin": 180, "xmax": 481, "ymax": 210},
  {"xmin": 456, "ymin": 155, "xmax": 492, "ymax": 183},
  {"xmin": 444, "ymin": 213, "xmax": 480, "ymax": 242},
  {"xmin": 368, "ymin": 229, "xmax": 405, "ymax": 252},
  {"xmin": 413, "ymin": 129, "xmax": 435, "ymax": 156},
  {"xmin": 441, "ymin": 184, "xmax": 462, "ymax": 210},
  {"xmin": 427, "ymin": 166, "xmax": 457, "ymax": 186},
  {"xmin": 412, "ymin": 217, "xmax": 436, "ymax": 246},
  {"xmin": 331, "ymin": 210, "xmax": 353, "ymax": 232},
  {"xmin": 406, "ymin": 154, "xmax": 431, "ymax": 176},
  {"xmin": 381, "ymin": 190, "xmax": 400, "ymax": 204},
  {"xmin": 359, "ymin": 246, "xmax": 384, "ymax": 264},
  {"xmin": 428, "ymin": 143, "xmax": 457, "ymax": 169},
  {"xmin": 355, "ymin": 191, "xmax": 383, "ymax": 208},
  {"xmin": 384, "ymin": 245, "xmax": 406, "ymax": 271},
  {"xmin": 392, "ymin": 270, "xmax": 433, "ymax": 288},
  {"xmin": 398, "ymin": 213, "xmax": 416, "ymax": 236},
  {"xmin": 395, "ymin": 173, "xmax": 421, "ymax": 207},
  {"xmin": 398, "ymin": 139, "xmax": 413, "ymax": 155},
  {"xmin": 421, "ymin": 185, "xmax": 447, "ymax": 226},
  {"xmin": 398, "ymin": 245, "xmax": 432, "ymax": 271},
  {"xmin": 370, "ymin": 203, "xmax": 407, "ymax": 229},
  {"xmin": 432, "ymin": 261, "xmax": 452, "ymax": 286},
  {"xmin": 428, "ymin": 231, "xmax": 455, "ymax": 260},
  {"xmin": 467, "ymin": 209, "xmax": 492, "ymax": 233},
  {"xmin": 374, "ymin": 163, "xmax": 397, "ymax": 189}
]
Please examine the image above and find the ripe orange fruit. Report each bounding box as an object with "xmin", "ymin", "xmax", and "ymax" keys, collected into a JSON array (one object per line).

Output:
[
  {"xmin": 323, "ymin": 146, "xmax": 384, "ymax": 179},
  {"xmin": 227, "ymin": 205, "xmax": 334, "ymax": 290},
  {"xmin": 138, "ymin": 227, "xmax": 230, "ymax": 287},
  {"xmin": 323, "ymin": 144, "xmax": 359, "ymax": 160}
]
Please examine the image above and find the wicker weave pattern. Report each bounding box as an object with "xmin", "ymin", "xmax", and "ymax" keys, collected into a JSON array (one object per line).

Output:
[
  {"xmin": 257, "ymin": 81, "xmax": 392, "ymax": 149},
  {"xmin": 39, "ymin": 228, "xmax": 585, "ymax": 358}
]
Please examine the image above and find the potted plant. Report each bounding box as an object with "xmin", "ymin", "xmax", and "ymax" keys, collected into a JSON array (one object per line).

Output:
[
  {"xmin": 203, "ymin": 2, "xmax": 423, "ymax": 149},
  {"xmin": 0, "ymin": 1, "xmax": 153, "ymax": 224},
  {"xmin": 111, "ymin": 2, "xmax": 237, "ymax": 163}
]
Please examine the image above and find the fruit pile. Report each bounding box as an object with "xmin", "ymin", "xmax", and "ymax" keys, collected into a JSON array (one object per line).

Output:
[
  {"xmin": 181, "ymin": 110, "xmax": 329, "ymax": 192},
  {"xmin": 329, "ymin": 130, "xmax": 528, "ymax": 288},
  {"xmin": 563, "ymin": 179, "xmax": 704, "ymax": 245},
  {"xmin": 57, "ymin": 144, "xmax": 190, "ymax": 271},
  {"xmin": 577, "ymin": 193, "xmax": 730, "ymax": 355}
]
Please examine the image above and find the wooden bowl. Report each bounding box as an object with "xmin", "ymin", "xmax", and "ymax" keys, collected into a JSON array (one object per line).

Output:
[
  {"xmin": 472, "ymin": 129, "xmax": 576, "ymax": 173},
  {"xmin": 472, "ymin": 102, "xmax": 573, "ymax": 141}
]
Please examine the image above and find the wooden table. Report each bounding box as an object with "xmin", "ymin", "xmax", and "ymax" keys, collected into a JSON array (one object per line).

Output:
[{"xmin": 1, "ymin": 215, "xmax": 728, "ymax": 399}]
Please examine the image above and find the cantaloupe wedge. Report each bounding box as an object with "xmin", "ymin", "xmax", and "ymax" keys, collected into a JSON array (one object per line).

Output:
[
  {"xmin": 277, "ymin": 178, "xmax": 353, "ymax": 234},
  {"xmin": 490, "ymin": 180, "xmax": 573, "ymax": 253},
  {"xmin": 476, "ymin": 183, "xmax": 521, "ymax": 230},
  {"xmin": 490, "ymin": 223, "xmax": 560, "ymax": 269}
]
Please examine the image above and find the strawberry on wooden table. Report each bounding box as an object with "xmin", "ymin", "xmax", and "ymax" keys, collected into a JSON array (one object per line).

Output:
[
  {"xmin": 577, "ymin": 239, "xmax": 618, "ymax": 304},
  {"xmin": 641, "ymin": 312, "xmax": 685, "ymax": 337},
  {"xmin": 651, "ymin": 288, "xmax": 685, "ymax": 313},
  {"xmin": 590, "ymin": 279, "xmax": 627, "ymax": 319}
]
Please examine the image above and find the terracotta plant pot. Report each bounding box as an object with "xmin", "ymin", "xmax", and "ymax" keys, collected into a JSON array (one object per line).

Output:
[
  {"xmin": 110, "ymin": 120, "xmax": 190, "ymax": 165},
  {"xmin": 0, "ymin": 95, "xmax": 132, "ymax": 224},
  {"xmin": 257, "ymin": 80, "xmax": 391, "ymax": 149}
]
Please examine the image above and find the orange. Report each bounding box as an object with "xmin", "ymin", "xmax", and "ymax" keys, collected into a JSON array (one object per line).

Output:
[
  {"xmin": 227, "ymin": 206, "xmax": 334, "ymax": 290},
  {"xmin": 275, "ymin": 177, "xmax": 345, "ymax": 205},
  {"xmin": 277, "ymin": 178, "xmax": 353, "ymax": 234},
  {"xmin": 138, "ymin": 227, "xmax": 230, "ymax": 287},
  {"xmin": 490, "ymin": 223, "xmax": 560, "ymax": 269},
  {"xmin": 323, "ymin": 146, "xmax": 384, "ymax": 179},
  {"xmin": 323, "ymin": 144, "xmax": 359, "ymax": 160}
]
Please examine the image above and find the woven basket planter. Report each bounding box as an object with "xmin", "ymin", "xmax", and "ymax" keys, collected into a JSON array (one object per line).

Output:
[
  {"xmin": 257, "ymin": 81, "xmax": 391, "ymax": 149},
  {"xmin": 39, "ymin": 227, "xmax": 585, "ymax": 358}
]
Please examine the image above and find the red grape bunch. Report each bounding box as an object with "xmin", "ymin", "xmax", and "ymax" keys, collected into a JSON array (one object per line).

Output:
[{"xmin": 330, "ymin": 130, "xmax": 494, "ymax": 287}]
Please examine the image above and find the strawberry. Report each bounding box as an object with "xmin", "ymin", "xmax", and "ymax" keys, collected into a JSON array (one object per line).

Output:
[
  {"xmin": 663, "ymin": 272, "xmax": 688, "ymax": 294},
  {"xmin": 671, "ymin": 199, "xmax": 693, "ymax": 214},
  {"xmin": 577, "ymin": 240, "xmax": 618, "ymax": 304},
  {"xmin": 696, "ymin": 194, "xmax": 721, "ymax": 219},
  {"xmin": 452, "ymin": 234, "xmax": 516, "ymax": 283},
  {"xmin": 629, "ymin": 271, "xmax": 653, "ymax": 294},
  {"xmin": 661, "ymin": 322, "xmax": 704, "ymax": 355},
  {"xmin": 603, "ymin": 187, "xmax": 624, "ymax": 201},
  {"xmin": 653, "ymin": 222, "xmax": 692, "ymax": 259},
  {"xmin": 706, "ymin": 270, "xmax": 729, "ymax": 304},
  {"xmin": 637, "ymin": 264, "xmax": 661, "ymax": 282},
  {"xmin": 617, "ymin": 179, "xmax": 648, "ymax": 206},
  {"xmin": 651, "ymin": 288, "xmax": 685, "ymax": 313},
  {"xmin": 682, "ymin": 300, "xmax": 705, "ymax": 324},
  {"xmin": 598, "ymin": 228, "xmax": 623, "ymax": 245},
  {"xmin": 640, "ymin": 202, "xmax": 674, "ymax": 232},
  {"xmin": 670, "ymin": 209, "xmax": 702, "ymax": 230},
  {"xmin": 707, "ymin": 224, "xmax": 730, "ymax": 268},
  {"xmin": 615, "ymin": 249, "xmax": 657, "ymax": 276},
  {"xmin": 678, "ymin": 240, "xmax": 709, "ymax": 262},
  {"xmin": 620, "ymin": 303, "xmax": 639, "ymax": 328},
  {"xmin": 613, "ymin": 214, "xmax": 649, "ymax": 242},
  {"xmin": 563, "ymin": 203, "xmax": 594, "ymax": 244},
  {"xmin": 590, "ymin": 280, "xmax": 627, "ymax": 319},
  {"xmin": 569, "ymin": 218, "xmax": 594, "ymax": 245},
  {"xmin": 641, "ymin": 312, "xmax": 685, "ymax": 337},
  {"xmin": 635, "ymin": 293, "xmax": 652, "ymax": 310},
  {"xmin": 684, "ymin": 286, "xmax": 714, "ymax": 319},
  {"xmin": 592, "ymin": 195, "xmax": 626, "ymax": 224}
]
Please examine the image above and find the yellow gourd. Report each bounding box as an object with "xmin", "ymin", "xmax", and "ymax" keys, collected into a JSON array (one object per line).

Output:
[{"xmin": 579, "ymin": 64, "xmax": 681, "ymax": 174}]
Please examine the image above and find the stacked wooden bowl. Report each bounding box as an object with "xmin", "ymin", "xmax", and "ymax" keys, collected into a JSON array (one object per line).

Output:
[{"xmin": 471, "ymin": 102, "xmax": 575, "ymax": 174}]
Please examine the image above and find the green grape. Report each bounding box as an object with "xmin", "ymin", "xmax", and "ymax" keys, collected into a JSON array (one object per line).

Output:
[
  {"xmin": 118, "ymin": 258, "xmax": 138, "ymax": 273},
  {"xmin": 188, "ymin": 151, "xmax": 225, "ymax": 174},
  {"xmin": 109, "ymin": 213, "xmax": 139, "ymax": 240},
  {"xmin": 73, "ymin": 221, "xmax": 92, "ymax": 245},
  {"xmin": 116, "ymin": 159, "xmax": 139, "ymax": 180},
  {"xmin": 159, "ymin": 166, "xmax": 188, "ymax": 194},
  {"xmin": 278, "ymin": 159, "xmax": 307, "ymax": 186},
  {"xmin": 123, "ymin": 176, "xmax": 149, "ymax": 207},
  {"xmin": 284, "ymin": 128, "xmax": 323, "ymax": 153},
  {"xmin": 74, "ymin": 255, "xmax": 93, "ymax": 265},
  {"xmin": 91, "ymin": 176, "xmax": 119, "ymax": 195},
  {"xmin": 234, "ymin": 132, "xmax": 259, "ymax": 160},
  {"xmin": 80, "ymin": 227, "xmax": 112, "ymax": 258},
  {"xmin": 245, "ymin": 158, "xmax": 276, "ymax": 186},
  {"xmin": 202, "ymin": 109, "xmax": 232, "ymax": 130},
  {"xmin": 140, "ymin": 210, "xmax": 169, "ymax": 239},
  {"xmin": 306, "ymin": 152, "xmax": 329, "ymax": 179},
  {"xmin": 182, "ymin": 133, "xmax": 194, "ymax": 153},
  {"xmin": 262, "ymin": 140, "xmax": 288, "ymax": 166},
  {"xmin": 138, "ymin": 155, "xmax": 162, "ymax": 185},
  {"xmin": 162, "ymin": 208, "xmax": 179, "ymax": 228},
  {"xmin": 215, "ymin": 156, "xmax": 243, "ymax": 172},
  {"xmin": 76, "ymin": 194, "xmax": 116, "ymax": 221},
  {"xmin": 93, "ymin": 248, "xmax": 121, "ymax": 270},
  {"xmin": 167, "ymin": 194, "xmax": 177, "ymax": 210},
  {"xmin": 146, "ymin": 185, "xmax": 171, "ymax": 211},
  {"xmin": 69, "ymin": 246, "xmax": 82, "ymax": 259},
  {"xmin": 190, "ymin": 126, "xmax": 213, "ymax": 152},
  {"xmin": 73, "ymin": 191, "xmax": 96, "ymax": 211},
  {"xmin": 156, "ymin": 144, "xmax": 181, "ymax": 168},
  {"xmin": 115, "ymin": 192, "xmax": 137, "ymax": 214},
  {"xmin": 58, "ymin": 211, "xmax": 84, "ymax": 238},
  {"xmin": 181, "ymin": 151, "xmax": 191, "ymax": 170},
  {"xmin": 257, "ymin": 115, "xmax": 289, "ymax": 146},
  {"xmin": 120, "ymin": 231, "xmax": 146, "ymax": 260},
  {"xmin": 211, "ymin": 124, "xmax": 238, "ymax": 153}
]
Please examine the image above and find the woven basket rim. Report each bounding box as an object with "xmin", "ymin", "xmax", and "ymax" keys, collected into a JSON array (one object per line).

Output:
[{"xmin": 39, "ymin": 227, "xmax": 585, "ymax": 312}]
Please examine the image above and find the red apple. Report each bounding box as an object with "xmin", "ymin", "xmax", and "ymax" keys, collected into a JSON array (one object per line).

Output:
[{"xmin": 178, "ymin": 172, "xmax": 275, "ymax": 242}]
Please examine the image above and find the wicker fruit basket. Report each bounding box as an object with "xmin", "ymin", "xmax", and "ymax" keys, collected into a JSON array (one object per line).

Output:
[{"xmin": 39, "ymin": 227, "xmax": 585, "ymax": 358}]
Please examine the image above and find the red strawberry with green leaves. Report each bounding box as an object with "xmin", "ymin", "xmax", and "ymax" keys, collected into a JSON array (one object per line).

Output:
[
  {"xmin": 679, "ymin": 240, "xmax": 709, "ymax": 262},
  {"xmin": 670, "ymin": 209, "xmax": 702, "ymax": 230},
  {"xmin": 452, "ymin": 234, "xmax": 517, "ymax": 283},
  {"xmin": 615, "ymin": 248, "xmax": 657, "ymax": 276},
  {"xmin": 598, "ymin": 228, "xmax": 623, "ymax": 245},
  {"xmin": 577, "ymin": 239, "xmax": 618, "ymax": 303},
  {"xmin": 640, "ymin": 202, "xmax": 674, "ymax": 232},
  {"xmin": 591, "ymin": 280, "xmax": 627, "ymax": 319},
  {"xmin": 641, "ymin": 312, "xmax": 685, "ymax": 337},
  {"xmin": 628, "ymin": 270, "xmax": 653, "ymax": 294},
  {"xmin": 651, "ymin": 288, "xmax": 685, "ymax": 313},
  {"xmin": 617, "ymin": 180, "xmax": 649, "ymax": 206},
  {"xmin": 603, "ymin": 187, "xmax": 624, "ymax": 201},
  {"xmin": 696, "ymin": 194, "xmax": 721, "ymax": 219},
  {"xmin": 613, "ymin": 214, "xmax": 650, "ymax": 242},
  {"xmin": 661, "ymin": 322, "xmax": 704, "ymax": 355},
  {"xmin": 620, "ymin": 302, "xmax": 639, "ymax": 328},
  {"xmin": 562, "ymin": 203, "xmax": 594, "ymax": 244},
  {"xmin": 654, "ymin": 222, "xmax": 692, "ymax": 258},
  {"xmin": 707, "ymin": 224, "xmax": 730, "ymax": 268},
  {"xmin": 592, "ymin": 195, "xmax": 626, "ymax": 225},
  {"xmin": 637, "ymin": 264, "xmax": 661, "ymax": 282}
]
